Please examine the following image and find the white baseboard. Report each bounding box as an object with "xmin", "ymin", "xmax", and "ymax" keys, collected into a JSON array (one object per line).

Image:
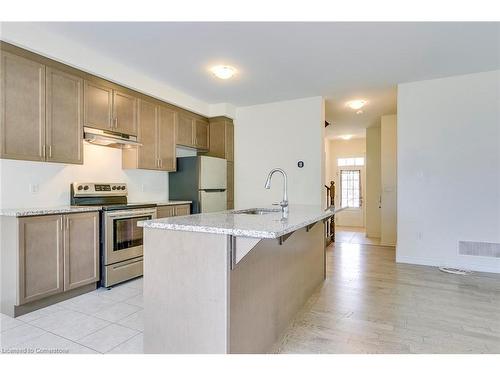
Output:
[{"xmin": 396, "ymin": 254, "xmax": 500, "ymax": 274}]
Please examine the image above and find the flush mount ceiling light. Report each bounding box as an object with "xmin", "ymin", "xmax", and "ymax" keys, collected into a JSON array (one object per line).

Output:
[
  {"xmin": 340, "ymin": 135, "xmax": 353, "ymax": 140},
  {"xmin": 346, "ymin": 100, "xmax": 367, "ymax": 110},
  {"xmin": 210, "ymin": 65, "xmax": 237, "ymax": 80}
]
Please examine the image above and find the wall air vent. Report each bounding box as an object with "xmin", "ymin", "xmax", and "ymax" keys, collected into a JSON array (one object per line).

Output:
[{"xmin": 458, "ymin": 241, "xmax": 500, "ymax": 258}]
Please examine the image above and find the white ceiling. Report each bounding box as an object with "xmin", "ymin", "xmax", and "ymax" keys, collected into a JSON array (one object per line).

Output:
[
  {"xmin": 325, "ymin": 86, "xmax": 397, "ymax": 139},
  {"xmin": 32, "ymin": 22, "xmax": 499, "ymax": 137}
]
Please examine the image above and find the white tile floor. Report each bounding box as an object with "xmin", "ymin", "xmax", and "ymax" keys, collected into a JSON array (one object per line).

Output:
[{"xmin": 0, "ymin": 277, "xmax": 144, "ymax": 354}]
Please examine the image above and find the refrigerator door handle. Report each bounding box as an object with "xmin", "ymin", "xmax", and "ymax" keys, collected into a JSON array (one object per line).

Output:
[{"xmin": 200, "ymin": 189, "xmax": 226, "ymax": 192}]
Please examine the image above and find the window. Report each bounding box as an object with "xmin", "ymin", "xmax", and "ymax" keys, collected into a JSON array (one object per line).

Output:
[
  {"xmin": 340, "ymin": 170, "xmax": 361, "ymax": 208},
  {"xmin": 337, "ymin": 157, "xmax": 364, "ymax": 166}
]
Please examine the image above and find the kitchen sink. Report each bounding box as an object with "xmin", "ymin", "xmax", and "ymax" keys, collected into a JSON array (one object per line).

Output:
[{"xmin": 233, "ymin": 208, "xmax": 281, "ymax": 215}]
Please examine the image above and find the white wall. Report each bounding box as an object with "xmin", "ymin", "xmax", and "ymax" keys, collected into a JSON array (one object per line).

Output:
[
  {"xmin": 366, "ymin": 126, "xmax": 381, "ymax": 238},
  {"xmin": 234, "ymin": 97, "xmax": 325, "ymax": 208},
  {"xmin": 328, "ymin": 138, "xmax": 366, "ymax": 227},
  {"xmin": 397, "ymin": 70, "xmax": 500, "ymax": 273},
  {"xmin": 0, "ymin": 144, "xmax": 169, "ymax": 209},
  {"xmin": 381, "ymin": 115, "xmax": 397, "ymax": 245}
]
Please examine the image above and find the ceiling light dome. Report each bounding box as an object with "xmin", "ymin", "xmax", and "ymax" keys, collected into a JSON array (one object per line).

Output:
[
  {"xmin": 210, "ymin": 65, "xmax": 237, "ymax": 80},
  {"xmin": 346, "ymin": 100, "xmax": 367, "ymax": 110}
]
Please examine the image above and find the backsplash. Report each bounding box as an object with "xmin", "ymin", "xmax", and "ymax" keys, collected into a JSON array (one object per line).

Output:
[{"xmin": 0, "ymin": 143, "xmax": 169, "ymax": 209}]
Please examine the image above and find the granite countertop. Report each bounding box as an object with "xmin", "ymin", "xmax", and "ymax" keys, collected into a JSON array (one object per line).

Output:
[
  {"xmin": 138, "ymin": 205, "xmax": 338, "ymax": 239},
  {"xmin": 0, "ymin": 206, "xmax": 102, "ymax": 217}
]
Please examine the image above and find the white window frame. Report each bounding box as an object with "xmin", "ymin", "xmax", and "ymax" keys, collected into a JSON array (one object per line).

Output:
[{"xmin": 339, "ymin": 168, "xmax": 362, "ymax": 209}]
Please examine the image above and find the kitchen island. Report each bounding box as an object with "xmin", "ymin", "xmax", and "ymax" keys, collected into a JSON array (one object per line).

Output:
[{"xmin": 139, "ymin": 205, "xmax": 336, "ymax": 353}]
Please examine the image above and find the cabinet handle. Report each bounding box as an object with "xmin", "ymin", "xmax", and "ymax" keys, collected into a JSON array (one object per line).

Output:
[
  {"xmin": 48, "ymin": 145, "xmax": 52, "ymax": 158},
  {"xmin": 60, "ymin": 218, "xmax": 63, "ymax": 231},
  {"xmin": 160, "ymin": 159, "xmax": 163, "ymax": 169},
  {"xmin": 66, "ymin": 217, "xmax": 69, "ymax": 230},
  {"xmin": 42, "ymin": 145, "xmax": 46, "ymax": 159},
  {"xmin": 114, "ymin": 117, "xmax": 118, "ymax": 128}
]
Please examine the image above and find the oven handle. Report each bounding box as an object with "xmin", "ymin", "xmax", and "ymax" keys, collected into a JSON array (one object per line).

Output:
[{"xmin": 105, "ymin": 209, "xmax": 157, "ymax": 219}]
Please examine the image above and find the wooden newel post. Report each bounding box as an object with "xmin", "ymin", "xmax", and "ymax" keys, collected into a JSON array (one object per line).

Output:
[{"xmin": 330, "ymin": 181, "xmax": 335, "ymax": 242}]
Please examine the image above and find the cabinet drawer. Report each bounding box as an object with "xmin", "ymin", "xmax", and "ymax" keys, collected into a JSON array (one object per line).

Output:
[{"xmin": 103, "ymin": 258, "xmax": 143, "ymax": 288}]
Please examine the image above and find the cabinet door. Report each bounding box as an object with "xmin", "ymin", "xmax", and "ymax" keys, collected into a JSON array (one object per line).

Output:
[
  {"xmin": 227, "ymin": 161, "xmax": 234, "ymax": 209},
  {"xmin": 157, "ymin": 206, "xmax": 175, "ymax": 218},
  {"xmin": 174, "ymin": 204, "xmax": 191, "ymax": 216},
  {"xmin": 225, "ymin": 120, "xmax": 234, "ymax": 162},
  {"xmin": 207, "ymin": 119, "xmax": 226, "ymax": 158},
  {"xmin": 84, "ymin": 81, "xmax": 112, "ymax": 130},
  {"xmin": 176, "ymin": 113, "xmax": 194, "ymax": 147},
  {"xmin": 113, "ymin": 90, "xmax": 137, "ymax": 135},
  {"xmin": 46, "ymin": 67, "xmax": 83, "ymax": 164},
  {"xmin": 137, "ymin": 99, "xmax": 158, "ymax": 170},
  {"xmin": 18, "ymin": 215, "xmax": 64, "ymax": 305},
  {"xmin": 63, "ymin": 212, "xmax": 99, "ymax": 290},
  {"xmin": 194, "ymin": 119, "xmax": 209, "ymax": 150},
  {"xmin": 0, "ymin": 51, "xmax": 45, "ymax": 161},
  {"xmin": 157, "ymin": 106, "xmax": 176, "ymax": 171}
]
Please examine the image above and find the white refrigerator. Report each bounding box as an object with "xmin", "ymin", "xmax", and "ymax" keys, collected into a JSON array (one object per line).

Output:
[{"xmin": 169, "ymin": 156, "xmax": 227, "ymax": 213}]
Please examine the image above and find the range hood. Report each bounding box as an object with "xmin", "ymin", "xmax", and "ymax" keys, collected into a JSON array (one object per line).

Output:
[{"xmin": 84, "ymin": 127, "xmax": 141, "ymax": 148}]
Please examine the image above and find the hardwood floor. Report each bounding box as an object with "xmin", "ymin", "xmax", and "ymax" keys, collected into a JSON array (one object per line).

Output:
[
  {"xmin": 275, "ymin": 242, "xmax": 500, "ymax": 354},
  {"xmin": 335, "ymin": 226, "xmax": 381, "ymax": 245}
]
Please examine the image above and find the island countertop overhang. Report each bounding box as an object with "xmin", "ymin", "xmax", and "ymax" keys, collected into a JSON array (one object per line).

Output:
[{"xmin": 138, "ymin": 205, "xmax": 337, "ymax": 239}]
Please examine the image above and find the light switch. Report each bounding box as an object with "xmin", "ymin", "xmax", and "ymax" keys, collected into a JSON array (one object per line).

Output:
[{"xmin": 29, "ymin": 184, "xmax": 39, "ymax": 194}]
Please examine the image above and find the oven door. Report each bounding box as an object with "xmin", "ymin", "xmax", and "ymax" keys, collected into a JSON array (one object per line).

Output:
[{"xmin": 104, "ymin": 208, "xmax": 157, "ymax": 265}]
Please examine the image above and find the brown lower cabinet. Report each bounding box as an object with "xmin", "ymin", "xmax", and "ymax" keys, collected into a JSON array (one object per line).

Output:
[
  {"xmin": 2, "ymin": 212, "xmax": 99, "ymax": 312},
  {"xmin": 156, "ymin": 204, "xmax": 191, "ymax": 219}
]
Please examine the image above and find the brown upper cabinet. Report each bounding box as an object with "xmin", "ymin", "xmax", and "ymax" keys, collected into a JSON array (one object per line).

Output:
[
  {"xmin": 84, "ymin": 81, "xmax": 137, "ymax": 135},
  {"xmin": 1, "ymin": 42, "xmax": 209, "ymax": 166},
  {"xmin": 157, "ymin": 106, "xmax": 177, "ymax": 171},
  {"xmin": 0, "ymin": 51, "xmax": 83, "ymax": 164},
  {"xmin": 122, "ymin": 99, "xmax": 176, "ymax": 171},
  {"xmin": 46, "ymin": 67, "xmax": 84, "ymax": 164},
  {"xmin": 204, "ymin": 117, "xmax": 234, "ymax": 161},
  {"xmin": 176, "ymin": 113, "xmax": 209, "ymax": 150},
  {"xmin": 0, "ymin": 51, "xmax": 46, "ymax": 162}
]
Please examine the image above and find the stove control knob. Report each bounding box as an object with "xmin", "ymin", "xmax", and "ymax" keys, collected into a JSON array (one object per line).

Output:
[
  {"xmin": 77, "ymin": 185, "xmax": 83, "ymax": 191},
  {"xmin": 120, "ymin": 186, "xmax": 125, "ymax": 190},
  {"xmin": 112, "ymin": 186, "xmax": 117, "ymax": 190},
  {"xmin": 83, "ymin": 185, "xmax": 89, "ymax": 191}
]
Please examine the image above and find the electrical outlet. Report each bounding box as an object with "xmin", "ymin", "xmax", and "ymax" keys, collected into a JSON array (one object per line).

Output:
[{"xmin": 29, "ymin": 184, "xmax": 39, "ymax": 194}]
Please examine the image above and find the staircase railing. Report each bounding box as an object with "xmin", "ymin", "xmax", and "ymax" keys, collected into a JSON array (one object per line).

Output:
[{"xmin": 325, "ymin": 181, "xmax": 335, "ymax": 245}]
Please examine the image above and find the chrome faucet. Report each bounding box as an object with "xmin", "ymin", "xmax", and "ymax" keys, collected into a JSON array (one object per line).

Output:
[{"xmin": 265, "ymin": 168, "xmax": 289, "ymax": 216}]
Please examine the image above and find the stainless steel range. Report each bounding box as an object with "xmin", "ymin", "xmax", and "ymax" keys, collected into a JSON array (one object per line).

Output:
[{"xmin": 71, "ymin": 182, "xmax": 157, "ymax": 287}]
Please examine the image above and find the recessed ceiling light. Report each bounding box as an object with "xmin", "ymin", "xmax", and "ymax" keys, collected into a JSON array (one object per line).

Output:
[
  {"xmin": 210, "ymin": 65, "xmax": 237, "ymax": 80},
  {"xmin": 346, "ymin": 100, "xmax": 367, "ymax": 110},
  {"xmin": 340, "ymin": 135, "xmax": 353, "ymax": 140},
  {"xmin": 356, "ymin": 110, "xmax": 363, "ymax": 115}
]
